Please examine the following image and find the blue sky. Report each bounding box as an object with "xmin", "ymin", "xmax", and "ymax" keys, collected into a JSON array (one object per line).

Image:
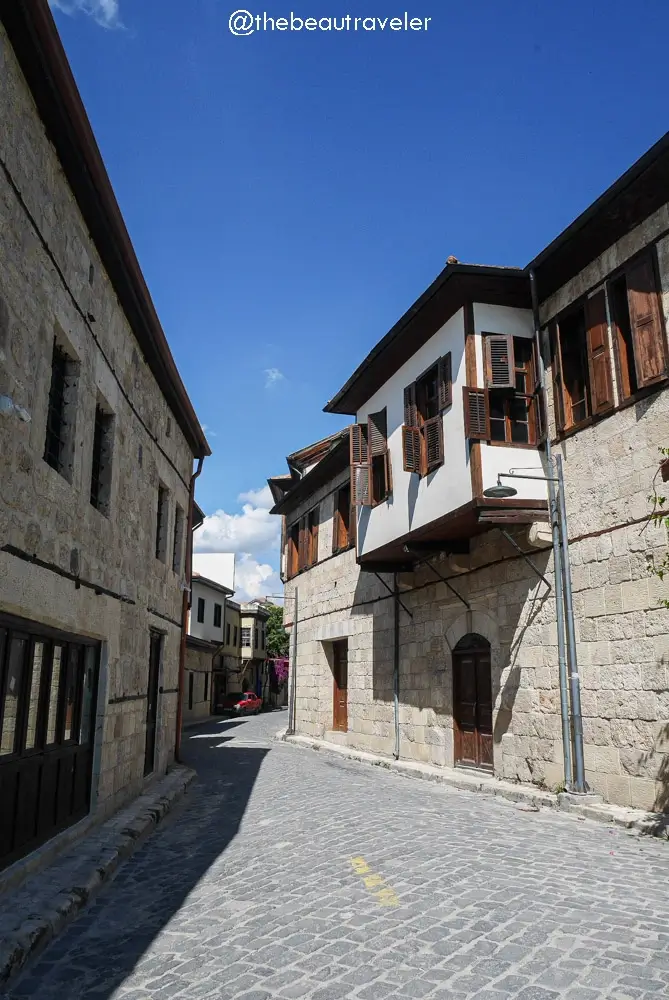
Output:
[{"xmin": 50, "ymin": 0, "xmax": 669, "ymax": 597}]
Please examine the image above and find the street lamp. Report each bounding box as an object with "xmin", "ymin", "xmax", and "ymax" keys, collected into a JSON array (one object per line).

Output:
[{"xmin": 483, "ymin": 459, "xmax": 586, "ymax": 795}]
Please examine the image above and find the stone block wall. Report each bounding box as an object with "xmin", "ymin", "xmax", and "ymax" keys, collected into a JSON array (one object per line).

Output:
[
  {"xmin": 183, "ymin": 644, "xmax": 213, "ymax": 725},
  {"xmin": 0, "ymin": 24, "xmax": 194, "ymax": 823}
]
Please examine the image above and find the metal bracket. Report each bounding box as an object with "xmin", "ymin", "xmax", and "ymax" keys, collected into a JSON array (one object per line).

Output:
[
  {"xmin": 372, "ymin": 573, "xmax": 413, "ymax": 618},
  {"xmin": 499, "ymin": 528, "xmax": 551, "ymax": 590}
]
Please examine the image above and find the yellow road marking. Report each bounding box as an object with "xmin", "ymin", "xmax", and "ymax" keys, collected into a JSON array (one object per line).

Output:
[{"xmin": 349, "ymin": 856, "xmax": 399, "ymax": 907}]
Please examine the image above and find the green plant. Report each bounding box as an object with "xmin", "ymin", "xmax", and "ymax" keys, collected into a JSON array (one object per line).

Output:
[
  {"xmin": 266, "ymin": 602, "xmax": 289, "ymax": 657},
  {"xmin": 646, "ymin": 447, "xmax": 669, "ymax": 609}
]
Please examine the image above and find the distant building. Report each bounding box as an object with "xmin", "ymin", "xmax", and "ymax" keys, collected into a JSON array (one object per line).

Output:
[{"xmin": 184, "ymin": 574, "xmax": 233, "ymax": 725}]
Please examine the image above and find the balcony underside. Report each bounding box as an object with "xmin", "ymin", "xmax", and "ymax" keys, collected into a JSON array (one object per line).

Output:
[{"xmin": 358, "ymin": 497, "xmax": 549, "ymax": 570}]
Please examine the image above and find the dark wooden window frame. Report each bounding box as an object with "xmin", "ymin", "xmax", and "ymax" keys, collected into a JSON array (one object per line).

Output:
[
  {"xmin": 332, "ymin": 482, "xmax": 354, "ymax": 555},
  {"xmin": 43, "ymin": 340, "xmax": 79, "ymax": 482},
  {"xmin": 402, "ymin": 355, "xmax": 451, "ymax": 477},
  {"xmin": 285, "ymin": 504, "xmax": 320, "ymax": 578},
  {"xmin": 155, "ymin": 485, "xmax": 169, "ymax": 562},
  {"xmin": 548, "ymin": 245, "xmax": 669, "ymax": 443},
  {"xmin": 197, "ymin": 597, "xmax": 205, "ymax": 624},
  {"xmin": 464, "ymin": 336, "xmax": 543, "ymax": 450},
  {"xmin": 213, "ymin": 603, "xmax": 222, "ymax": 628}
]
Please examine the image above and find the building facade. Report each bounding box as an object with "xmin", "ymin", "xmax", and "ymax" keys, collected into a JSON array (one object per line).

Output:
[
  {"xmin": 0, "ymin": 4, "xmax": 209, "ymax": 872},
  {"xmin": 240, "ymin": 604, "xmax": 270, "ymax": 696},
  {"xmin": 183, "ymin": 574, "xmax": 232, "ymax": 725},
  {"xmin": 271, "ymin": 134, "xmax": 669, "ymax": 811}
]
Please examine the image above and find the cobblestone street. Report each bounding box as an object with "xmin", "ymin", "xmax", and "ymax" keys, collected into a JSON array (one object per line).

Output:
[{"xmin": 5, "ymin": 711, "xmax": 669, "ymax": 1000}]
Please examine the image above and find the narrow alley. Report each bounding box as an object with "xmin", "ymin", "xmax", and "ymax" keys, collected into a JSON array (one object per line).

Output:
[{"xmin": 4, "ymin": 712, "xmax": 669, "ymax": 1000}]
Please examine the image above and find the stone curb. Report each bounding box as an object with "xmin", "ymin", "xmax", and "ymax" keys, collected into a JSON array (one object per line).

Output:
[
  {"xmin": 280, "ymin": 732, "xmax": 669, "ymax": 840},
  {"xmin": 0, "ymin": 764, "xmax": 196, "ymax": 989}
]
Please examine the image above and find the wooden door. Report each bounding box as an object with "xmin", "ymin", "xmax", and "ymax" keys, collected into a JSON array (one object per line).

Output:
[
  {"xmin": 0, "ymin": 616, "xmax": 99, "ymax": 872},
  {"xmin": 144, "ymin": 633, "xmax": 161, "ymax": 776},
  {"xmin": 332, "ymin": 640, "xmax": 348, "ymax": 733},
  {"xmin": 453, "ymin": 639, "xmax": 493, "ymax": 771}
]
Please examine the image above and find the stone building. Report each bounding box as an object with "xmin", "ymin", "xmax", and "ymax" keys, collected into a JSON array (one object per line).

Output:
[
  {"xmin": 0, "ymin": 3, "xmax": 209, "ymax": 872},
  {"xmin": 270, "ymin": 132, "xmax": 669, "ymax": 811}
]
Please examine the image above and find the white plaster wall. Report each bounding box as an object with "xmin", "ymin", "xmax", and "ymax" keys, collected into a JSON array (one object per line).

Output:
[
  {"xmin": 189, "ymin": 581, "xmax": 225, "ymax": 644},
  {"xmin": 356, "ymin": 303, "xmax": 545, "ymax": 556}
]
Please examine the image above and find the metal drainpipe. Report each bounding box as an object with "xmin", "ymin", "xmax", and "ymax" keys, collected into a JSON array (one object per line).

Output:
[
  {"xmin": 287, "ymin": 586, "xmax": 298, "ymax": 736},
  {"xmin": 393, "ymin": 573, "xmax": 400, "ymax": 759},
  {"xmin": 529, "ymin": 270, "xmax": 573, "ymax": 790},
  {"xmin": 175, "ymin": 456, "xmax": 204, "ymax": 764},
  {"xmin": 556, "ymin": 454, "xmax": 587, "ymax": 793}
]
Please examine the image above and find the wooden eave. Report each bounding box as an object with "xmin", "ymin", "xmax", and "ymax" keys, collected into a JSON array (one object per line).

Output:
[
  {"xmin": 528, "ymin": 130, "xmax": 669, "ymax": 301},
  {"xmin": 324, "ymin": 265, "xmax": 530, "ymax": 416},
  {"xmin": 270, "ymin": 435, "xmax": 351, "ymax": 516}
]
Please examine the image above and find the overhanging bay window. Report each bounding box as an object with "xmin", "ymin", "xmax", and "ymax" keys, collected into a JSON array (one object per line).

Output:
[
  {"xmin": 464, "ymin": 336, "xmax": 544, "ymax": 447},
  {"xmin": 402, "ymin": 354, "xmax": 451, "ymax": 475}
]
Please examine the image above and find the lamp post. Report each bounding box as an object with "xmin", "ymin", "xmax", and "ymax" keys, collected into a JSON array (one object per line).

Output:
[
  {"xmin": 483, "ymin": 464, "xmax": 586, "ymax": 794},
  {"xmin": 264, "ymin": 592, "xmax": 297, "ymax": 737}
]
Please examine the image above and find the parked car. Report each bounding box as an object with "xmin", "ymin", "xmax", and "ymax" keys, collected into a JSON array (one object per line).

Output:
[{"xmin": 218, "ymin": 692, "xmax": 262, "ymax": 716}]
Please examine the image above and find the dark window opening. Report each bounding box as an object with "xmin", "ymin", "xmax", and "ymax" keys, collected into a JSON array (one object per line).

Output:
[
  {"xmin": 226, "ymin": 624, "xmax": 231, "ymax": 645},
  {"xmin": 214, "ymin": 603, "xmax": 222, "ymax": 628},
  {"xmin": 188, "ymin": 673, "xmax": 194, "ymax": 711},
  {"xmin": 204, "ymin": 673, "xmax": 209, "ymax": 703},
  {"xmin": 156, "ymin": 486, "xmax": 169, "ymax": 561},
  {"xmin": 172, "ymin": 505, "xmax": 185, "ymax": 573},
  {"xmin": 559, "ymin": 310, "xmax": 590, "ymax": 427},
  {"xmin": 197, "ymin": 598, "xmax": 205, "ymax": 624},
  {"xmin": 416, "ymin": 364, "xmax": 439, "ymax": 422},
  {"xmin": 233, "ymin": 626, "xmax": 238, "ymax": 646},
  {"xmin": 44, "ymin": 341, "xmax": 78, "ymax": 481},
  {"xmin": 90, "ymin": 405, "xmax": 114, "ymax": 514}
]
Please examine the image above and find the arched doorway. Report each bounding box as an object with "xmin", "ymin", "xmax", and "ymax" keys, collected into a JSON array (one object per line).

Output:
[{"xmin": 452, "ymin": 633, "xmax": 493, "ymax": 771}]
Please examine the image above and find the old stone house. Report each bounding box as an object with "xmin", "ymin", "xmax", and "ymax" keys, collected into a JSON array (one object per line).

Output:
[
  {"xmin": 240, "ymin": 603, "xmax": 270, "ymax": 696},
  {"xmin": 270, "ymin": 132, "xmax": 669, "ymax": 811},
  {"xmin": 0, "ymin": 3, "xmax": 209, "ymax": 873}
]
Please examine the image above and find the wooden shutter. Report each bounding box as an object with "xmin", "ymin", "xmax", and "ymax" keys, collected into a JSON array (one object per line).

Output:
[
  {"xmin": 584, "ymin": 290, "xmax": 614, "ymax": 414},
  {"xmin": 550, "ymin": 323, "xmax": 566, "ymax": 432},
  {"xmin": 350, "ymin": 425, "xmax": 370, "ymax": 506},
  {"xmin": 298, "ymin": 516, "xmax": 308, "ymax": 570},
  {"xmin": 463, "ymin": 387, "xmax": 489, "ymax": 440},
  {"xmin": 367, "ymin": 409, "xmax": 387, "ymax": 456},
  {"xmin": 403, "ymin": 383, "xmax": 418, "ymax": 425},
  {"xmin": 423, "ymin": 416, "xmax": 444, "ymax": 472},
  {"xmin": 438, "ymin": 353, "xmax": 452, "ymax": 410},
  {"xmin": 484, "ymin": 334, "xmax": 515, "ymax": 388},
  {"xmin": 402, "ymin": 426, "xmax": 421, "ymax": 473},
  {"xmin": 309, "ymin": 509, "xmax": 319, "ymax": 566},
  {"xmin": 626, "ymin": 255, "xmax": 668, "ymax": 387}
]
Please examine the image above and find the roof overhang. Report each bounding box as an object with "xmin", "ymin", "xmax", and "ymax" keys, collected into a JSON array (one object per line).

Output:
[
  {"xmin": 358, "ymin": 498, "xmax": 549, "ymax": 566},
  {"xmin": 271, "ymin": 434, "xmax": 351, "ymax": 516},
  {"xmin": 528, "ymin": 130, "xmax": 669, "ymax": 302},
  {"xmin": 0, "ymin": 1, "xmax": 210, "ymax": 458},
  {"xmin": 191, "ymin": 573, "xmax": 234, "ymax": 597},
  {"xmin": 324, "ymin": 264, "xmax": 530, "ymax": 416}
]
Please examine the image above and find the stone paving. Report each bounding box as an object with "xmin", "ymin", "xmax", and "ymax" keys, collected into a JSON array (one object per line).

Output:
[{"xmin": 4, "ymin": 710, "xmax": 669, "ymax": 1000}]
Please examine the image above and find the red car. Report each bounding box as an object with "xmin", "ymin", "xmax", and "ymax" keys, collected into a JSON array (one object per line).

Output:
[{"xmin": 219, "ymin": 692, "xmax": 262, "ymax": 716}]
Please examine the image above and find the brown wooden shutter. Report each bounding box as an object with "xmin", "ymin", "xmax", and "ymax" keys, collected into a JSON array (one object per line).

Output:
[
  {"xmin": 463, "ymin": 387, "xmax": 489, "ymax": 440},
  {"xmin": 350, "ymin": 425, "xmax": 370, "ymax": 506},
  {"xmin": 309, "ymin": 509, "xmax": 319, "ymax": 566},
  {"xmin": 402, "ymin": 426, "xmax": 421, "ymax": 473},
  {"xmin": 367, "ymin": 409, "xmax": 387, "ymax": 456},
  {"xmin": 584, "ymin": 290, "xmax": 614, "ymax": 414},
  {"xmin": 403, "ymin": 383, "xmax": 418, "ymax": 425},
  {"xmin": 438, "ymin": 353, "xmax": 452, "ymax": 410},
  {"xmin": 298, "ymin": 516, "xmax": 308, "ymax": 570},
  {"xmin": 626, "ymin": 255, "xmax": 668, "ymax": 387},
  {"xmin": 549, "ymin": 323, "xmax": 566, "ymax": 432},
  {"xmin": 423, "ymin": 416, "xmax": 444, "ymax": 472},
  {"xmin": 484, "ymin": 334, "xmax": 515, "ymax": 388}
]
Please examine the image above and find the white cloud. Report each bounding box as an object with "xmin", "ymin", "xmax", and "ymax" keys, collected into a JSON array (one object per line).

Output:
[
  {"xmin": 233, "ymin": 555, "xmax": 283, "ymax": 603},
  {"xmin": 49, "ymin": 0, "xmax": 122, "ymax": 29},
  {"xmin": 264, "ymin": 368, "xmax": 285, "ymax": 388},
  {"xmin": 193, "ymin": 485, "xmax": 282, "ymax": 602},
  {"xmin": 201, "ymin": 423, "xmax": 218, "ymax": 439}
]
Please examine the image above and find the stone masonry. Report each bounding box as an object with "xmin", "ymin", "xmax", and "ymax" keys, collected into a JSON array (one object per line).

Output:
[
  {"xmin": 282, "ymin": 210, "xmax": 669, "ymax": 813},
  {"xmin": 0, "ymin": 18, "xmax": 199, "ymax": 841}
]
